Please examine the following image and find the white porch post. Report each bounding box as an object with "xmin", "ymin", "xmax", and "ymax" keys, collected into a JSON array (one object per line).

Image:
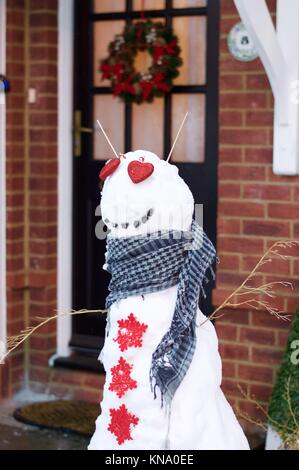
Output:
[
  {"xmin": 0, "ymin": 0, "xmax": 7, "ymax": 354},
  {"xmin": 234, "ymin": 0, "xmax": 299, "ymax": 175},
  {"xmin": 274, "ymin": 0, "xmax": 299, "ymax": 175},
  {"xmin": 56, "ymin": 0, "xmax": 74, "ymax": 358}
]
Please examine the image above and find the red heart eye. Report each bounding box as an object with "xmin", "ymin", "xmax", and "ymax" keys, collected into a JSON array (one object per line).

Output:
[
  {"xmin": 99, "ymin": 158, "xmax": 120, "ymax": 181},
  {"xmin": 128, "ymin": 161, "xmax": 154, "ymax": 184}
]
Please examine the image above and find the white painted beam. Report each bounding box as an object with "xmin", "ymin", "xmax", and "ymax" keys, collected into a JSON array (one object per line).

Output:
[
  {"xmin": 56, "ymin": 0, "xmax": 74, "ymax": 358},
  {"xmin": 273, "ymin": 0, "xmax": 299, "ymax": 174},
  {"xmin": 234, "ymin": 0, "xmax": 299, "ymax": 175},
  {"xmin": 234, "ymin": 0, "xmax": 288, "ymax": 122}
]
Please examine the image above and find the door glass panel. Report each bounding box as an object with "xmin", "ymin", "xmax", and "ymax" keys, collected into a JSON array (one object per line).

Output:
[
  {"xmin": 132, "ymin": 98, "xmax": 164, "ymax": 158},
  {"xmin": 94, "ymin": 21, "xmax": 125, "ymax": 87},
  {"xmin": 94, "ymin": 0, "xmax": 125, "ymax": 13},
  {"xmin": 173, "ymin": 0, "xmax": 207, "ymax": 7},
  {"xmin": 173, "ymin": 16, "xmax": 206, "ymax": 85},
  {"xmin": 94, "ymin": 95, "xmax": 125, "ymax": 160},
  {"xmin": 171, "ymin": 94, "xmax": 205, "ymax": 163},
  {"xmin": 133, "ymin": 0, "xmax": 165, "ymax": 10}
]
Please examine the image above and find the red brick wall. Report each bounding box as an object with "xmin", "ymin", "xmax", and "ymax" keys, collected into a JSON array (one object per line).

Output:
[
  {"xmin": 1, "ymin": 0, "xmax": 104, "ymax": 403},
  {"xmin": 214, "ymin": 0, "xmax": 299, "ymax": 427},
  {"xmin": 26, "ymin": 0, "xmax": 58, "ymax": 395}
]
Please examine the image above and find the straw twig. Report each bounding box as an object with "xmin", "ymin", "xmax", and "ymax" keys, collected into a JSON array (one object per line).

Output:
[
  {"xmin": 0, "ymin": 308, "xmax": 107, "ymax": 364},
  {"xmin": 201, "ymin": 240, "xmax": 299, "ymax": 327}
]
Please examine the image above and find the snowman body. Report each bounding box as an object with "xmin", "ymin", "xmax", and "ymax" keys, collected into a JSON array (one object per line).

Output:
[{"xmin": 88, "ymin": 150, "xmax": 249, "ymax": 450}]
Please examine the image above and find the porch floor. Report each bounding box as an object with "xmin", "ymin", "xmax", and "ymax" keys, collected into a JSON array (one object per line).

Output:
[
  {"xmin": 0, "ymin": 394, "xmax": 89, "ymax": 451},
  {"xmin": 0, "ymin": 393, "xmax": 265, "ymax": 450},
  {"xmin": 0, "ymin": 423, "xmax": 89, "ymax": 450}
]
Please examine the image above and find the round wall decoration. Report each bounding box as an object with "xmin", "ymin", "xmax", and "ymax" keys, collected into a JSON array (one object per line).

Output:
[
  {"xmin": 227, "ymin": 22, "xmax": 258, "ymax": 62},
  {"xmin": 99, "ymin": 20, "xmax": 182, "ymax": 104}
]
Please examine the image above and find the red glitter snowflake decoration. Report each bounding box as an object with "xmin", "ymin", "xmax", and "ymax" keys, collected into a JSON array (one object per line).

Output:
[
  {"xmin": 109, "ymin": 356, "xmax": 137, "ymax": 398},
  {"xmin": 114, "ymin": 313, "xmax": 148, "ymax": 352},
  {"xmin": 108, "ymin": 404, "xmax": 139, "ymax": 445}
]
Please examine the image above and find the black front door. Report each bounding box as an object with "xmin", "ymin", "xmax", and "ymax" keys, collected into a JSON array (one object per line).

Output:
[{"xmin": 71, "ymin": 0, "xmax": 219, "ymax": 364}]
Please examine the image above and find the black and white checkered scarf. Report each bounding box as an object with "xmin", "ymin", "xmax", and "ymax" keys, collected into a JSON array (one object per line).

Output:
[{"xmin": 105, "ymin": 220, "xmax": 217, "ymax": 407}]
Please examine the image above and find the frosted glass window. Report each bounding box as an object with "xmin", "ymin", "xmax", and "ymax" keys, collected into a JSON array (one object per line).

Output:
[
  {"xmin": 132, "ymin": 98, "xmax": 164, "ymax": 158},
  {"xmin": 94, "ymin": 21, "xmax": 125, "ymax": 87},
  {"xmin": 171, "ymin": 94, "xmax": 205, "ymax": 163},
  {"xmin": 173, "ymin": 16, "xmax": 206, "ymax": 85},
  {"xmin": 94, "ymin": 95, "xmax": 125, "ymax": 160},
  {"xmin": 133, "ymin": 0, "xmax": 164, "ymax": 10},
  {"xmin": 173, "ymin": 0, "xmax": 206, "ymax": 7},
  {"xmin": 94, "ymin": 1, "xmax": 125, "ymax": 13}
]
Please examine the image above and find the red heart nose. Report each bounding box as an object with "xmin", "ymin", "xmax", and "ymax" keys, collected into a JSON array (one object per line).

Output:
[
  {"xmin": 128, "ymin": 161, "xmax": 154, "ymax": 184},
  {"xmin": 99, "ymin": 158, "xmax": 120, "ymax": 181}
]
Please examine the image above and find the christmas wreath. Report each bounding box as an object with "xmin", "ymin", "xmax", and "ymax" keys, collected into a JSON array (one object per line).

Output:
[{"xmin": 99, "ymin": 20, "xmax": 182, "ymax": 104}]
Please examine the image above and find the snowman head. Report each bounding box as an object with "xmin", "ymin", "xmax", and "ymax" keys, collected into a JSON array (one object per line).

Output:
[{"xmin": 100, "ymin": 149, "xmax": 194, "ymax": 238}]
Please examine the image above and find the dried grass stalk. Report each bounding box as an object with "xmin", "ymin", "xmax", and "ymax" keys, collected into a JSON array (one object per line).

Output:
[{"xmin": 237, "ymin": 379, "xmax": 299, "ymax": 450}]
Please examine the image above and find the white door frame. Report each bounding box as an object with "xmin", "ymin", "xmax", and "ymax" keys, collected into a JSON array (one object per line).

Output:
[
  {"xmin": 56, "ymin": 0, "xmax": 74, "ymax": 358},
  {"xmin": 0, "ymin": 0, "xmax": 7, "ymax": 353}
]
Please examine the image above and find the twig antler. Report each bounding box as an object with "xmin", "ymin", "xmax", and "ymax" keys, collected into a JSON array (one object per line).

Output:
[
  {"xmin": 166, "ymin": 112, "xmax": 188, "ymax": 162},
  {"xmin": 96, "ymin": 119, "xmax": 119, "ymax": 158}
]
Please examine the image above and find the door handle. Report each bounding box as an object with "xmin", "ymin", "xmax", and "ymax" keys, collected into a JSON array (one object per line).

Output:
[{"xmin": 74, "ymin": 110, "xmax": 93, "ymax": 157}]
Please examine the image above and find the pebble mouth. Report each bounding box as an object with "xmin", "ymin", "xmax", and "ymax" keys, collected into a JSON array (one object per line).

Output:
[{"xmin": 104, "ymin": 208, "xmax": 154, "ymax": 230}]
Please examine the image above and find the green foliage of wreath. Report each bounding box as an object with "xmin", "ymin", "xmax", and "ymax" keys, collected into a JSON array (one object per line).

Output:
[
  {"xmin": 268, "ymin": 308, "xmax": 299, "ymax": 444},
  {"xmin": 99, "ymin": 20, "xmax": 182, "ymax": 104}
]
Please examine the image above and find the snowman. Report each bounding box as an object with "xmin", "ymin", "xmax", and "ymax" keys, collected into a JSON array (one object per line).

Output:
[{"xmin": 88, "ymin": 148, "xmax": 249, "ymax": 450}]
